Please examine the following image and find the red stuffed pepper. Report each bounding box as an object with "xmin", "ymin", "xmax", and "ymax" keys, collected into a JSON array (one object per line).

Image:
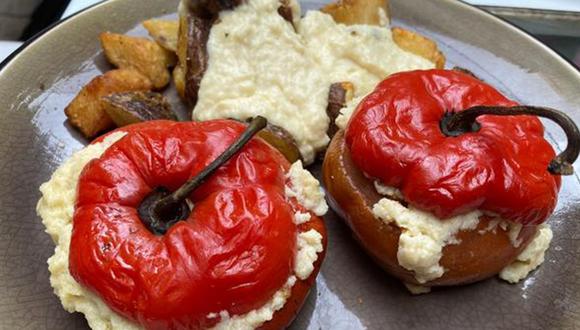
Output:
[
  {"xmin": 38, "ymin": 118, "xmax": 328, "ymax": 329},
  {"xmin": 323, "ymin": 69, "xmax": 578, "ymax": 290}
]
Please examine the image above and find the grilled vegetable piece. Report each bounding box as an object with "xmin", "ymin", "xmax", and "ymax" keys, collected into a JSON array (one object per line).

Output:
[
  {"xmin": 142, "ymin": 19, "xmax": 179, "ymax": 52},
  {"xmin": 321, "ymin": 0, "xmax": 390, "ymax": 26},
  {"xmin": 64, "ymin": 69, "xmax": 153, "ymax": 138},
  {"xmin": 258, "ymin": 123, "xmax": 302, "ymax": 163},
  {"xmin": 102, "ymin": 91, "xmax": 177, "ymax": 127},
  {"xmin": 100, "ymin": 32, "xmax": 176, "ymax": 89},
  {"xmin": 175, "ymin": 0, "xmax": 244, "ymax": 105},
  {"xmin": 326, "ymin": 82, "xmax": 354, "ymax": 138},
  {"xmin": 392, "ymin": 27, "xmax": 445, "ymax": 69}
]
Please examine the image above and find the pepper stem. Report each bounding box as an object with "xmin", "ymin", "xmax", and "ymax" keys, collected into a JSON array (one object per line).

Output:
[
  {"xmin": 440, "ymin": 105, "xmax": 580, "ymax": 175},
  {"xmin": 138, "ymin": 116, "xmax": 268, "ymax": 235}
]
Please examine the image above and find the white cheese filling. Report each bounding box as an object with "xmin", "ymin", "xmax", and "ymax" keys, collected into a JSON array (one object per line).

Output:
[
  {"xmin": 372, "ymin": 198, "xmax": 481, "ymax": 284},
  {"xmin": 37, "ymin": 134, "xmax": 325, "ymax": 330},
  {"xmin": 499, "ymin": 224, "xmax": 553, "ymax": 284},
  {"xmin": 193, "ymin": 0, "xmax": 435, "ymax": 163},
  {"xmin": 285, "ymin": 160, "xmax": 329, "ymax": 216},
  {"xmin": 371, "ymin": 184, "xmax": 551, "ymax": 287}
]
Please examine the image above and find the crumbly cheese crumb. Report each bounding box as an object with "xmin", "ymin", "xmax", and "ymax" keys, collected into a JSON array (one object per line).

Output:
[
  {"xmin": 335, "ymin": 95, "xmax": 364, "ymax": 130},
  {"xmin": 285, "ymin": 160, "xmax": 328, "ymax": 216},
  {"xmin": 37, "ymin": 132, "xmax": 141, "ymax": 330},
  {"xmin": 374, "ymin": 180, "xmax": 404, "ymax": 200},
  {"xmin": 372, "ymin": 198, "xmax": 481, "ymax": 284},
  {"xmin": 499, "ymin": 225, "xmax": 553, "ymax": 283},
  {"xmin": 404, "ymin": 283, "xmax": 431, "ymax": 295},
  {"xmin": 294, "ymin": 229, "xmax": 324, "ymax": 280}
]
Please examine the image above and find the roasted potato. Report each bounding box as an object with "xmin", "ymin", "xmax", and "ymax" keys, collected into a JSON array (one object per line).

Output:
[
  {"xmin": 64, "ymin": 69, "xmax": 153, "ymax": 138},
  {"xmin": 322, "ymin": 0, "xmax": 445, "ymax": 68},
  {"xmin": 321, "ymin": 0, "xmax": 390, "ymax": 26},
  {"xmin": 100, "ymin": 32, "xmax": 176, "ymax": 89},
  {"xmin": 102, "ymin": 91, "xmax": 177, "ymax": 127},
  {"xmin": 142, "ymin": 19, "xmax": 179, "ymax": 52},
  {"xmin": 392, "ymin": 27, "xmax": 445, "ymax": 69}
]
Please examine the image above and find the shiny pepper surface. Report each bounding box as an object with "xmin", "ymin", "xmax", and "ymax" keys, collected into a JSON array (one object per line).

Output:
[
  {"xmin": 70, "ymin": 120, "xmax": 303, "ymax": 329},
  {"xmin": 345, "ymin": 69, "xmax": 560, "ymax": 225}
]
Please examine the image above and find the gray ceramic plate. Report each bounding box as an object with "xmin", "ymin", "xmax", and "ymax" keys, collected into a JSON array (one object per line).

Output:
[{"xmin": 1, "ymin": 0, "xmax": 579, "ymax": 329}]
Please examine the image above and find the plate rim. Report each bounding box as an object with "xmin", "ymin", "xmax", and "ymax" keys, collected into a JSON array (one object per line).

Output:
[{"xmin": 1, "ymin": 0, "xmax": 579, "ymax": 77}]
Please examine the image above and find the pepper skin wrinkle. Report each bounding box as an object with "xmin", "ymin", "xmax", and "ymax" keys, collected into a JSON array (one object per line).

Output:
[
  {"xmin": 345, "ymin": 70, "xmax": 561, "ymax": 225},
  {"xmin": 69, "ymin": 120, "xmax": 305, "ymax": 329}
]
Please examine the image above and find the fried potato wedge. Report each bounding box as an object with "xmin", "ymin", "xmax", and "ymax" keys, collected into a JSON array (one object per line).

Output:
[
  {"xmin": 65, "ymin": 69, "xmax": 153, "ymax": 138},
  {"xmin": 142, "ymin": 19, "xmax": 179, "ymax": 52},
  {"xmin": 103, "ymin": 91, "xmax": 176, "ymax": 127},
  {"xmin": 321, "ymin": 0, "xmax": 445, "ymax": 68},
  {"xmin": 392, "ymin": 27, "xmax": 445, "ymax": 69},
  {"xmin": 100, "ymin": 32, "xmax": 175, "ymax": 89},
  {"xmin": 321, "ymin": 0, "xmax": 390, "ymax": 26}
]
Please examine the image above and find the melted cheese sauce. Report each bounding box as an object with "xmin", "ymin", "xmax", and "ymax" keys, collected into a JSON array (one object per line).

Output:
[
  {"xmin": 38, "ymin": 133, "xmax": 325, "ymax": 330},
  {"xmin": 193, "ymin": 0, "xmax": 435, "ymax": 163}
]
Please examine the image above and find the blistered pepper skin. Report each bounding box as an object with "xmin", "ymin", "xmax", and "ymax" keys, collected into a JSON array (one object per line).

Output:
[
  {"xmin": 69, "ymin": 120, "xmax": 307, "ymax": 329},
  {"xmin": 345, "ymin": 70, "xmax": 561, "ymax": 225}
]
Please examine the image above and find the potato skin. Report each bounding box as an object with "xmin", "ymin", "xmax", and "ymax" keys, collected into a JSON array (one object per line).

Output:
[
  {"xmin": 64, "ymin": 69, "xmax": 153, "ymax": 138},
  {"xmin": 321, "ymin": 0, "xmax": 390, "ymax": 26},
  {"xmin": 392, "ymin": 27, "xmax": 445, "ymax": 69},
  {"xmin": 260, "ymin": 215, "xmax": 327, "ymax": 329},
  {"xmin": 322, "ymin": 131, "xmax": 537, "ymax": 287},
  {"xmin": 142, "ymin": 19, "xmax": 179, "ymax": 52}
]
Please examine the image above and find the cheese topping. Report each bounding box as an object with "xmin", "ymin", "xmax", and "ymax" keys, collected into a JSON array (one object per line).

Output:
[
  {"xmin": 285, "ymin": 160, "xmax": 329, "ymax": 216},
  {"xmin": 38, "ymin": 133, "xmax": 325, "ymax": 330},
  {"xmin": 193, "ymin": 0, "xmax": 435, "ymax": 163},
  {"xmin": 499, "ymin": 225, "xmax": 553, "ymax": 284},
  {"xmin": 372, "ymin": 198, "xmax": 481, "ymax": 284}
]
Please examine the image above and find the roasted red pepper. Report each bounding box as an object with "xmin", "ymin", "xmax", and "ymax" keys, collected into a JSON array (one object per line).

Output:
[
  {"xmin": 345, "ymin": 69, "xmax": 577, "ymax": 225},
  {"xmin": 69, "ymin": 120, "xmax": 309, "ymax": 329}
]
